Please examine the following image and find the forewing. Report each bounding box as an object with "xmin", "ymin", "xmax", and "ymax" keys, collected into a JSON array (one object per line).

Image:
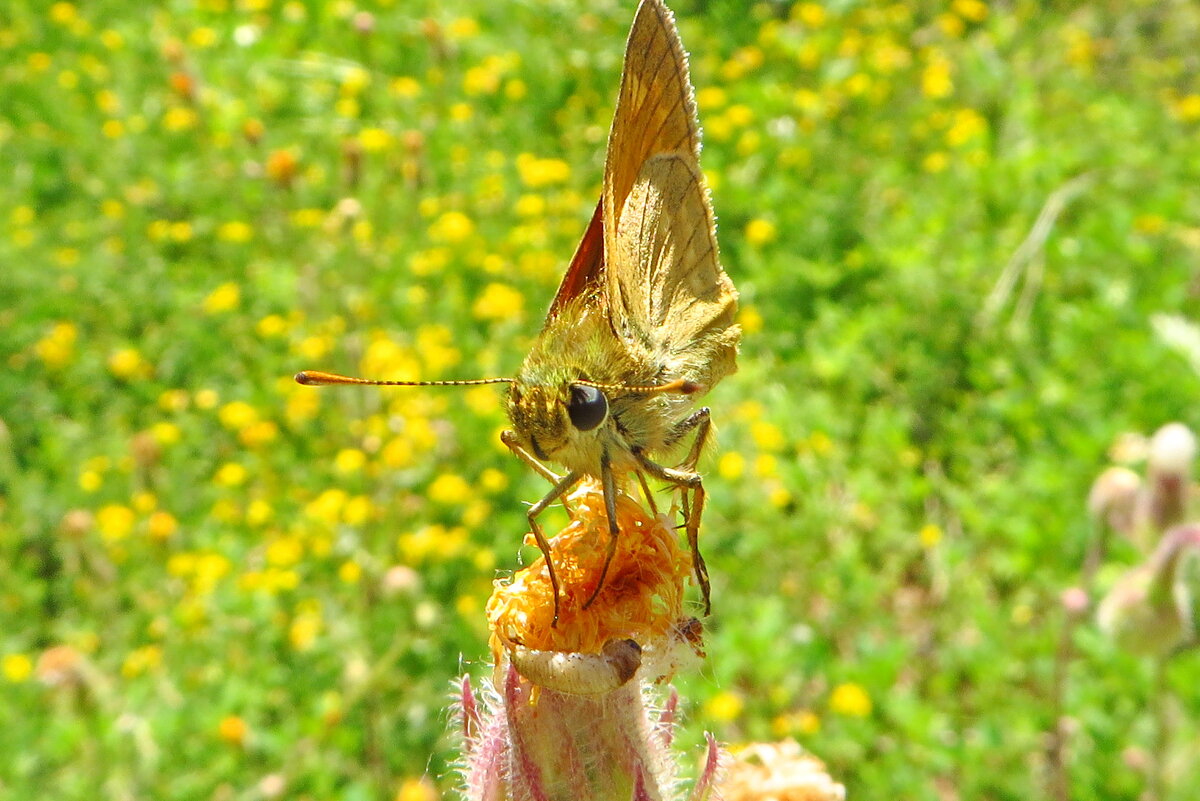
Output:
[
  {"xmin": 603, "ymin": 0, "xmax": 700, "ymax": 258},
  {"xmin": 610, "ymin": 153, "xmax": 739, "ymax": 390},
  {"xmin": 545, "ymin": 198, "xmax": 604, "ymax": 326}
]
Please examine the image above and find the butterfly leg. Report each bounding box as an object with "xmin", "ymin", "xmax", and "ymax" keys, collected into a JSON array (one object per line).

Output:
[
  {"xmin": 523, "ymin": 468, "xmax": 583, "ymax": 627},
  {"xmin": 674, "ymin": 407, "xmax": 712, "ymax": 472},
  {"xmin": 501, "ymin": 429, "xmax": 574, "ymax": 515},
  {"xmin": 502, "ymin": 430, "xmax": 581, "ymax": 627},
  {"xmin": 583, "ymin": 451, "xmax": 621, "ymax": 610},
  {"xmin": 501, "ymin": 429, "xmax": 564, "ymax": 484},
  {"xmin": 636, "ymin": 470, "xmax": 659, "ymax": 516},
  {"xmin": 632, "ymin": 449, "xmax": 712, "ymax": 616}
]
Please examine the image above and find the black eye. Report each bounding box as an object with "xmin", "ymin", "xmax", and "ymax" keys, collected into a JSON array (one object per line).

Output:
[{"xmin": 568, "ymin": 384, "xmax": 608, "ymax": 431}]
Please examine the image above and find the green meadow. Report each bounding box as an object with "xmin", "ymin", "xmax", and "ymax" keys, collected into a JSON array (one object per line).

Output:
[{"xmin": 3, "ymin": 0, "xmax": 1200, "ymax": 798}]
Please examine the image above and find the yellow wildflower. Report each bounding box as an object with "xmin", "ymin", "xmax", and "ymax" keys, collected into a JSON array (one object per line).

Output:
[
  {"xmin": 429, "ymin": 210, "xmax": 474, "ymax": 243},
  {"xmin": 738, "ymin": 306, "xmax": 763, "ymax": 335},
  {"xmin": 132, "ymin": 492, "xmax": 157, "ymax": 513},
  {"xmin": 446, "ymin": 17, "xmax": 479, "ymax": 39},
  {"xmin": 463, "ymin": 64, "xmax": 501, "ymax": 96},
  {"xmin": 108, "ymin": 347, "xmax": 149, "ymax": 379},
  {"xmin": 239, "ymin": 420, "xmax": 278, "ymax": 448},
  {"xmin": 381, "ymin": 437, "xmax": 414, "ymax": 469},
  {"xmin": 189, "ymin": 26, "xmax": 217, "ymax": 48},
  {"xmin": 514, "ymin": 194, "xmax": 545, "ymax": 217},
  {"xmin": 214, "ymin": 462, "xmax": 248, "ymax": 487},
  {"xmin": 472, "ymin": 282, "xmax": 524, "ymax": 321},
  {"xmin": 1134, "ymin": 214, "xmax": 1166, "ymax": 234},
  {"xmin": 151, "ymin": 421, "xmax": 182, "ymax": 445},
  {"xmin": 256, "ymin": 314, "xmax": 287, "ymax": 337},
  {"xmin": 937, "ymin": 13, "xmax": 965, "ymax": 38},
  {"xmin": 829, "ymin": 682, "xmax": 872, "ymax": 717},
  {"xmin": 726, "ymin": 104, "xmax": 754, "ymax": 127},
  {"xmin": 334, "ymin": 448, "xmax": 367, "ymax": 474},
  {"xmin": 705, "ymin": 690, "xmax": 745, "ymax": 722},
  {"xmin": 121, "ymin": 645, "xmax": 162, "ymax": 678},
  {"xmin": 923, "ymin": 151, "xmax": 949, "ymax": 173},
  {"xmin": 3, "ymin": 654, "xmax": 33, "ymax": 683},
  {"xmin": 754, "ymin": 454, "xmax": 778, "ymax": 479},
  {"xmin": 769, "ymin": 486, "xmax": 793, "ymax": 509},
  {"xmin": 395, "ymin": 777, "xmax": 439, "ymax": 801},
  {"xmin": 390, "ymin": 76, "xmax": 421, "ymax": 98},
  {"xmin": 217, "ymin": 715, "xmax": 248, "ymax": 746},
  {"xmin": 1174, "ymin": 94, "xmax": 1200, "ymax": 122},
  {"xmin": 50, "ymin": 3, "xmax": 77, "ymax": 24},
  {"xmin": 78, "ymin": 470, "xmax": 102, "ymax": 492},
  {"xmin": 338, "ymin": 560, "xmax": 362, "ymax": 584},
  {"xmin": 516, "ymin": 154, "xmax": 571, "ymax": 188},
  {"xmin": 291, "ymin": 208, "xmax": 324, "ymax": 227},
  {"xmin": 305, "ymin": 488, "xmax": 348, "ymax": 525},
  {"xmin": 946, "ymin": 108, "xmax": 986, "ymax": 147},
  {"xmin": 465, "ymin": 385, "xmax": 501, "ymax": 417},
  {"xmin": 163, "ymin": 107, "xmax": 198, "ymax": 132},
  {"xmin": 147, "ymin": 511, "xmax": 177, "ymax": 541},
  {"xmin": 286, "ymin": 389, "xmax": 319, "ymax": 424},
  {"xmin": 718, "ymin": 452, "xmax": 745, "ymax": 480},
  {"xmin": 751, "ymin": 421, "xmax": 785, "ymax": 452},
  {"xmin": 97, "ymin": 505, "xmax": 135, "ymax": 541},
  {"xmin": 922, "ymin": 54, "xmax": 953, "ymax": 99},
  {"xmin": 504, "ymin": 79, "xmax": 527, "ymax": 100},
  {"xmin": 696, "ymin": 86, "xmax": 727, "ymax": 111},
  {"xmin": 336, "ymin": 497, "xmax": 367, "ymax": 527},
  {"xmin": 217, "ymin": 221, "xmax": 253, "ymax": 243},
  {"xmin": 266, "ymin": 537, "xmax": 303, "ymax": 567},
  {"xmin": 745, "ymin": 218, "xmax": 777, "ymax": 246},
  {"xmin": 429, "ymin": 473, "xmax": 472, "ymax": 505},
  {"xmin": 289, "ymin": 612, "xmax": 321, "ymax": 651},
  {"xmin": 919, "ymin": 523, "xmax": 942, "ymax": 548},
  {"xmin": 194, "ymin": 388, "xmax": 220, "ymax": 409},
  {"xmin": 34, "ymin": 322, "xmax": 77, "ymax": 369},
  {"xmin": 54, "ymin": 247, "xmax": 80, "ymax": 267},
  {"xmin": 246, "ymin": 500, "xmax": 273, "ymax": 527},
  {"xmin": 218, "ymin": 400, "xmax": 257, "ymax": 430},
  {"xmin": 792, "ymin": 2, "xmax": 826, "ymax": 27},
  {"xmin": 952, "ymin": 0, "xmax": 988, "ymax": 22},
  {"xmin": 203, "ymin": 282, "xmax": 240, "ymax": 314},
  {"xmin": 265, "ymin": 149, "xmax": 298, "ymax": 185},
  {"xmin": 358, "ymin": 127, "xmax": 391, "ymax": 152}
]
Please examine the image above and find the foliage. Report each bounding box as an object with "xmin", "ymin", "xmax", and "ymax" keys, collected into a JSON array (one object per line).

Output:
[{"xmin": 2, "ymin": 0, "xmax": 1200, "ymax": 798}]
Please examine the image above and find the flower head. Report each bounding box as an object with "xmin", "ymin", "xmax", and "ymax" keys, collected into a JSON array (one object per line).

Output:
[{"xmin": 486, "ymin": 481, "xmax": 692, "ymax": 663}]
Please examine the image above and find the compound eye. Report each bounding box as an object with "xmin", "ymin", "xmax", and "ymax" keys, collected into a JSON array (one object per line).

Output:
[{"xmin": 567, "ymin": 384, "xmax": 608, "ymax": 431}]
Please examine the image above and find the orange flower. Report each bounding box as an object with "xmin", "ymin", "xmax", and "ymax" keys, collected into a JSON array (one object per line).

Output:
[
  {"xmin": 265, "ymin": 149, "xmax": 298, "ymax": 187},
  {"xmin": 487, "ymin": 482, "xmax": 691, "ymax": 659},
  {"xmin": 217, "ymin": 715, "xmax": 248, "ymax": 746}
]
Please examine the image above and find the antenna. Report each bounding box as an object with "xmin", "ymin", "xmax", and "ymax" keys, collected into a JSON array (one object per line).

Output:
[
  {"xmin": 575, "ymin": 378, "xmax": 702, "ymax": 396},
  {"xmin": 295, "ymin": 371, "xmax": 700, "ymax": 395},
  {"xmin": 295, "ymin": 370, "xmax": 514, "ymax": 388}
]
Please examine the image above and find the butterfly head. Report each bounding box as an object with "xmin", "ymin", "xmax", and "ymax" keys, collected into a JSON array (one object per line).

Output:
[{"xmin": 506, "ymin": 379, "xmax": 610, "ymax": 463}]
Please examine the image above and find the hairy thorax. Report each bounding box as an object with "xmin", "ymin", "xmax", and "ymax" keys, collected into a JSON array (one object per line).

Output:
[{"xmin": 505, "ymin": 300, "xmax": 692, "ymax": 479}]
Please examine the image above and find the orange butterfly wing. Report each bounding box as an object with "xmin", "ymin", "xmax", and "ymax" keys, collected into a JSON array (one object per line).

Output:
[
  {"xmin": 603, "ymin": 0, "xmax": 701, "ymax": 243},
  {"xmin": 545, "ymin": 198, "xmax": 604, "ymax": 324},
  {"xmin": 603, "ymin": 0, "xmax": 737, "ymax": 388},
  {"xmin": 546, "ymin": 0, "xmax": 701, "ymax": 327}
]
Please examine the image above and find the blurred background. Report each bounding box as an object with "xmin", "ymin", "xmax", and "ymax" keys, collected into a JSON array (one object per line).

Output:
[{"xmin": 3, "ymin": 0, "xmax": 1200, "ymax": 798}]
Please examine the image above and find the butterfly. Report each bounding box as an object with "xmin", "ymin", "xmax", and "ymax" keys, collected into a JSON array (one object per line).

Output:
[{"xmin": 297, "ymin": 0, "xmax": 739, "ymax": 625}]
